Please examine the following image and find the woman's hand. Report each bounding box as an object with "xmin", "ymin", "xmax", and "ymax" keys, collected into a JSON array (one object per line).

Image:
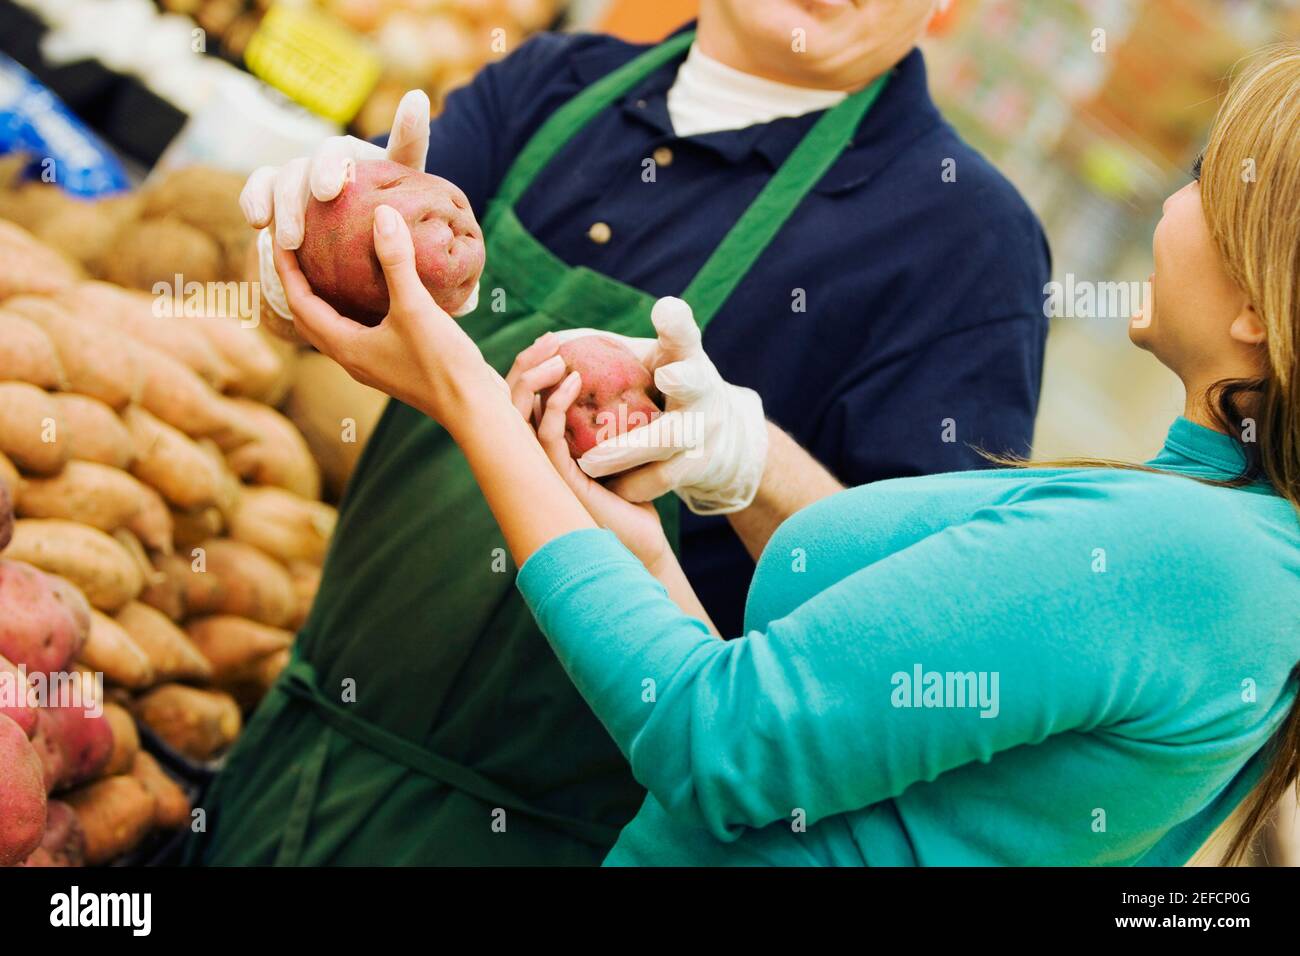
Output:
[
  {"xmin": 505, "ymin": 335, "xmax": 671, "ymax": 573},
  {"xmin": 274, "ymin": 204, "xmax": 503, "ymax": 431}
]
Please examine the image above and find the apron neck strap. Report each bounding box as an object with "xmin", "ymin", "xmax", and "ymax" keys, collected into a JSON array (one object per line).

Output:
[
  {"xmin": 681, "ymin": 72, "xmax": 889, "ymax": 327},
  {"xmin": 492, "ymin": 30, "xmax": 696, "ymax": 211}
]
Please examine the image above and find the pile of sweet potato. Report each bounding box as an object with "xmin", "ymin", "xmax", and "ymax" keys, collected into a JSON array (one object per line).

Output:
[{"xmin": 0, "ymin": 217, "xmax": 341, "ymax": 867}]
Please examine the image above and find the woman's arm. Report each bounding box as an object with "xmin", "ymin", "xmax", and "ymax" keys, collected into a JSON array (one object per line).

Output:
[{"xmin": 518, "ymin": 485, "xmax": 1147, "ymax": 843}]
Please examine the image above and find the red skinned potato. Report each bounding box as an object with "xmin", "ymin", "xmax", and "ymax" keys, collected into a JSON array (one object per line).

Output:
[
  {"xmin": 20, "ymin": 799, "xmax": 85, "ymax": 867},
  {"xmin": 41, "ymin": 703, "xmax": 114, "ymax": 790},
  {"xmin": 0, "ymin": 712, "xmax": 45, "ymax": 865},
  {"xmin": 0, "ymin": 559, "xmax": 86, "ymax": 674},
  {"xmin": 542, "ymin": 336, "xmax": 663, "ymax": 458},
  {"xmin": 28, "ymin": 709, "xmax": 64, "ymax": 793},
  {"xmin": 297, "ymin": 159, "xmax": 484, "ymax": 325},
  {"xmin": 0, "ymin": 653, "xmax": 37, "ymax": 739}
]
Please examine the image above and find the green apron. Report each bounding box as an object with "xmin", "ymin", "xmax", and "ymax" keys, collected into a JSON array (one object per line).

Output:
[{"xmin": 192, "ymin": 30, "xmax": 888, "ymax": 866}]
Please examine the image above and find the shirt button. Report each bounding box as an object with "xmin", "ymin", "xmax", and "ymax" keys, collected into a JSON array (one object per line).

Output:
[
  {"xmin": 635, "ymin": 99, "xmax": 647, "ymax": 109},
  {"xmin": 653, "ymin": 146, "xmax": 674, "ymax": 167},
  {"xmin": 588, "ymin": 222, "xmax": 612, "ymax": 244}
]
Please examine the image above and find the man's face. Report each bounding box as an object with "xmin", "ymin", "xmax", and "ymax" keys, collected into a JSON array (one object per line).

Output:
[{"xmin": 700, "ymin": 0, "xmax": 938, "ymax": 89}]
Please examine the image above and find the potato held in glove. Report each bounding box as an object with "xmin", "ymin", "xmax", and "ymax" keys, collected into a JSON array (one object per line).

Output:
[
  {"xmin": 543, "ymin": 336, "xmax": 663, "ymax": 458},
  {"xmin": 297, "ymin": 160, "xmax": 484, "ymax": 325}
]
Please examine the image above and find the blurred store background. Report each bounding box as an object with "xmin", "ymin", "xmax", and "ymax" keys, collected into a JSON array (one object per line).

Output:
[{"xmin": 1, "ymin": 0, "xmax": 1297, "ymax": 864}]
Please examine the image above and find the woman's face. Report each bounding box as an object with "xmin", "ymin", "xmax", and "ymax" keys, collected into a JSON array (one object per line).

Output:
[
  {"xmin": 698, "ymin": 0, "xmax": 938, "ymax": 89},
  {"xmin": 1131, "ymin": 178, "xmax": 1255, "ymax": 383}
]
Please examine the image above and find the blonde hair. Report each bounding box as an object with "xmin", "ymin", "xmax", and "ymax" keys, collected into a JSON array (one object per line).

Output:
[{"xmin": 1199, "ymin": 43, "xmax": 1300, "ymax": 866}]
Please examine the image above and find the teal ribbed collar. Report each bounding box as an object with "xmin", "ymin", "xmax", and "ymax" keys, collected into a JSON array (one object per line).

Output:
[{"xmin": 1148, "ymin": 416, "xmax": 1252, "ymax": 480}]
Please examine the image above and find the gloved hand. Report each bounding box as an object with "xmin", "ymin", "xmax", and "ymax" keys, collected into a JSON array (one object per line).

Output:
[
  {"xmin": 242, "ymin": 88, "xmax": 478, "ymax": 323},
  {"xmin": 575, "ymin": 297, "xmax": 768, "ymax": 516}
]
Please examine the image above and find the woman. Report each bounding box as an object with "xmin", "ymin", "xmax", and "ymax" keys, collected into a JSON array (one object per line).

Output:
[{"xmin": 276, "ymin": 45, "xmax": 1300, "ymax": 865}]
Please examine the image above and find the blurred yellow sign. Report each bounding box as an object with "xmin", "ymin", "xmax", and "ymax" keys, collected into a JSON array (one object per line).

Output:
[{"xmin": 245, "ymin": 4, "xmax": 381, "ymax": 126}]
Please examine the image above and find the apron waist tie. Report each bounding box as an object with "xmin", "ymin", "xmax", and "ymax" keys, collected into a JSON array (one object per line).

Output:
[{"xmin": 276, "ymin": 655, "xmax": 624, "ymax": 850}]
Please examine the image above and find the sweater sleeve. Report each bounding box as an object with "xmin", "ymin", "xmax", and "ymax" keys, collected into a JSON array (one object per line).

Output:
[{"xmin": 518, "ymin": 483, "xmax": 1157, "ymax": 842}]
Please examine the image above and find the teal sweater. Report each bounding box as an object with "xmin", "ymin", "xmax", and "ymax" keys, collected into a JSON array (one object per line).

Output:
[{"xmin": 516, "ymin": 419, "xmax": 1300, "ymax": 865}]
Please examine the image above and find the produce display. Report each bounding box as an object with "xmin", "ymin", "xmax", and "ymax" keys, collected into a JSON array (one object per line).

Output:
[
  {"xmin": 299, "ymin": 160, "xmax": 486, "ymax": 324},
  {"xmin": 545, "ymin": 336, "xmax": 663, "ymax": 458},
  {"xmin": 0, "ymin": 168, "xmax": 377, "ymax": 866},
  {"xmin": 157, "ymin": 0, "xmax": 563, "ymax": 138}
]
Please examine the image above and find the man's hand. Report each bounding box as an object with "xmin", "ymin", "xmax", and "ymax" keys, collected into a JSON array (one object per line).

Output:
[
  {"xmin": 240, "ymin": 89, "xmax": 432, "ymax": 250},
  {"xmin": 577, "ymin": 297, "xmax": 769, "ymax": 516}
]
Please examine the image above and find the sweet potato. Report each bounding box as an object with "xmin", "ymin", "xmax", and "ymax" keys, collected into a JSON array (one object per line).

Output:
[
  {"xmin": 116, "ymin": 601, "xmax": 212, "ymax": 682},
  {"xmin": 133, "ymin": 684, "xmax": 241, "ymax": 760},
  {"xmin": 133, "ymin": 341, "xmax": 253, "ymax": 448},
  {"xmin": 16, "ymin": 461, "xmax": 151, "ymax": 535},
  {"xmin": 285, "ymin": 351, "xmax": 386, "ymax": 498},
  {"xmin": 20, "ymin": 799, "xmax": 85, "ymax": 866},
  {"xmin": 183, "ymin": 539, "xmax": 295, "ymax": 627},
  {"xmin": 0, "ymin": 473, "xmax": 10, "ymax": 553},
  {"xmin": 0, "ymin": 712, "xmax": 46, "ymax": 866},
  {"xmin": 138, "ymin": 552, "xmax": 189, "ymax": 622},
  {"xmin": 298, "ymin": 159, "xmax": 484, "ymax": 324},
  {"xmin": 57, "ymin": 281, "xmax": 234, "ymax": 389},
  {"xmin": 224, "ymin": 400, "xmax": 321, "ymax": 499},
  {"xmin": 0, "ymin": 308, "xmax": 67, "ymax": 389},
  {"xmin": 220, "ymin": 645, "xmax": 289, "ymax": 712},
  {"xmin": 193, "ymin": 313, "xmax": 289, "ymax": 403},
  {"xmin": 0, "ymin": 450, "xmax": 19, "ymax": 502},
  {"xmin": 111, "ymin": 528, "xmax": 159, "ymax": 593},
  {"xmin": 80, "ymin": 611, "xmax": 154, "ymax": 689},
  {"xmin": 0, "ymin": 381, "xmax": 67, "ymax": 475},
  {"xmin": 41, "ymin": 702, "xmax": 114, "ymax": 789},
  {"xmin": 2, "ymin": 294, "xmax": 142, "ymax": 409},
  {"xmin": 124, "ymin": 483, "xmax": 172, "ymax": 554},
  {"xmin": 185, "ymin": 615, "xmax": 292, "ymax": 681},
  {"xmin": 100, "ymin": 702, "xmax": 139, "ymax": 777},
  {"xmin": 228, "ymin": 487, "xmax": 336, "ymax": 566},
  {"xmin": 51, "ymin": 394, "xmax": 134, "ymax": 469},
  {"xmin": 123, "ymin": 406, "xmax": 226, "ymax": 511},
  {"xmin": 288, "ymin": 561, "xmax": 321, "ymax": 631},
  {"xmin": 129, "ymin": 751, "xmax": 190, "ymax": 829},
  {"xmin": 0, "ymin": 559, "xmax": 86, "ymax": 673},
  {"xmin": 171, "ymin": 506, "xmax": 223, "ymax": 551},
  {"xmin": 0, "ymin": 220, "xmax": 79, "ymax": 299},
  {"xmin": 0, "ymin": 653, "xmax": 36, "ymax": 738},
  {"xmin": 64, "ymin": 775, "xmax": 156, "ymax": 865},
  {"xmin": 4, "ymin": 520, "xmax": 143, "ymax": 612}
]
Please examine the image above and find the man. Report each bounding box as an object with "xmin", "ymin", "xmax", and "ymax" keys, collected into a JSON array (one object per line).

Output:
[{"xmin": 193, "ymin": 0, "xmax": 1049, "ymax": 866}]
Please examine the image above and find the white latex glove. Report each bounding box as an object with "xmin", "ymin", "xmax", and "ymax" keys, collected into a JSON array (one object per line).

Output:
[
  {"xmin": 245, "ymin": 88, "xmax": 478, "ymax": 322},
  {"xmin": 576, "ymin": 297, "xmax": 768, "ymax": 516}
]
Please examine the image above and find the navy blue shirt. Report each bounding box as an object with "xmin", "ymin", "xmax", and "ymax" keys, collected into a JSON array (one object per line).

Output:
[{"xmin": 414, "ymin": 30, "xmax": 1051, "ymax": 636}]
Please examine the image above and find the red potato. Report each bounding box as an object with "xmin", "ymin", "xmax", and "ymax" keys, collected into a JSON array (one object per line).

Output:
[
  {"xmin": 0, "ymin": 712, "xmax": 46, "ymax": 866},
  {"xmin": 20, "ymin": 799, "xmax": 85, "ymax": 867},
  {"xmin": 0, "ymin": 559, "xmax": 86, "ymax": 674},
  {"xmin": 40, "ymin": 702, "xmax": 114, "ymax": 790},
  {"xmin": 0, "ymin": 653, "xmax": 37, "ymax": 739},
  {"xmin": 28, "ymin": 708, "xmax": 64, "ymax": 793},
  {"xmin": 297, "ymin": 159, "xmax": 485, "ymax": 325},
  {"xmin": 542, "ymin": 336, "xmax": 663, "ymax": 458}
]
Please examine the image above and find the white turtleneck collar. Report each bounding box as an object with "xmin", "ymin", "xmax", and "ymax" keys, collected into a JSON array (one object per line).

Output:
[{"xmin": 666, "ymin": 43, "xmax": 849, "ymax": 138}]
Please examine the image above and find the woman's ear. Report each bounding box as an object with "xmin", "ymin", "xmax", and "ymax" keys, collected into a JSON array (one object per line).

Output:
[{"xmin": 1229, "ymin": 303, "xmax": 1267, "ymax": 345}]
